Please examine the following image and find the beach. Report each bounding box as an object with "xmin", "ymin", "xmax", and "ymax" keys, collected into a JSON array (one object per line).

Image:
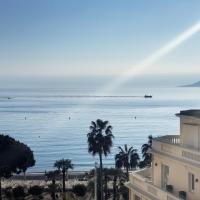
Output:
[{"xmin": 2, "ymin": 171, "xmax": 88, "ymax": 189}]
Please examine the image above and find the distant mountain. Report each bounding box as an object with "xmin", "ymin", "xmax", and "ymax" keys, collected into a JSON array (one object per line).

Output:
[{"xmin": 181, "ymin": 81, "xmax": 200, "ymax": 87}]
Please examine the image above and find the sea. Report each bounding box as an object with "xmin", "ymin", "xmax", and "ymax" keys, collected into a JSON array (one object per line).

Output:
[{"xmin": 0, "ymin": 79, "xmax": 200, "ymax": 172}]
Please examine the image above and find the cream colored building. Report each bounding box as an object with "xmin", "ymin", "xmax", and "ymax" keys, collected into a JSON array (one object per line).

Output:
[{"xmin": 126, "ymin": 110, "xmax": 200, "ymax": 200}]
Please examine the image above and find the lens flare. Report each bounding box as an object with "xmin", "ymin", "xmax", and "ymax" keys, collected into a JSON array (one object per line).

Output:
[
  {"xmin": 99, "ymin": 20, "xmax": 200, "ymax": 95},
  {"xmin": 48, "ymin": 20, "xmax": 200, "ymax": 130}
]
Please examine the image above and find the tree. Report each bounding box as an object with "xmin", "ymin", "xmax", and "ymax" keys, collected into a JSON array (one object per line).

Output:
[
  {"xmin": 103, "ymin": 168, "xmax": 110, "ymax": 200},
  {"xmin": 87, "ymin": 180, "xmax": 95, "ymax": 200},
  {"xmin": 0, "ymin": 134, "xmax": 35, "ymax": 200},
  {"xmin": 45, "ymin": 170, "xmax": 60, "ymax": 200},
  {"xmin": 141, "ymin": 135, "xmax": 152, "ymax": 167},
  {"xmin": 87, "ymin": 119, "xmax": 114, "ymax": 200},
  {"xmin": 115, "ymin": 144, "xmax": 140, "ymax": 179},
  {"xmin": 72, "ymin": 184, "xmax": 87, "ymax": 198},
  {"xmin": 103, "ymin": 168, "xmax": 124, "ymax": 200},
  {"xmin": 54, "ymin": 159, "xmax": 73, "ymax": 194},
  {"xmin": 18, "ymin": 143, "xmax": 35, "ymax": 179}
]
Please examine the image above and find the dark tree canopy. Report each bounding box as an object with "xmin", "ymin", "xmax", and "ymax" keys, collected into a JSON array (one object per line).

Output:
[
  {"xmin": 45, "ymin": 170, "xmax": 60, "ymax": 180},
  {"xmin": 54, "ymin": 159, "xmax": 73, "ymax": 193},
  {"xmin": 72, "ymin": 184, "xmax": 87, "ymax": 197},
  {"xmin": 115, "ymin": 144, "xmax": 140, "ymax": 171},
  {"xmin": 87, "ymin": 119, "xmax": 114, "ymax": 157},
  {"xmin": 115, "ymin": 143, "xmax": 139, "ymax": 189},
  {"xmin": 141, "ymin": 135, "xmax": 153, "ymax": 167},
  {"xmin": 0, "ymin": 134, "xmax": 35, "ymax": 178},
  {"xmin": 54, "ymin": 159, "xmax": 73, "ymax": 172}
]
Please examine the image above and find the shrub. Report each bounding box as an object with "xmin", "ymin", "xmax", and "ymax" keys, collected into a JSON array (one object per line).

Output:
[
  {"xmin": 29, "ymin": 185, "xmax": 43, "ymax": 196},
  {"xmin": 119, "ymin": 185, "xmax": 128, "ymax": 200},
  {"xmin": 4, "ymin": 187, "xmax": 12, "ymax": 199},
  {"xmin": 12, "ymin": 186, "xmax": 25, "ymax": 198},
  {"xmin": 87, "ymin": 180, "xmax": 94, "ymax": 192},
  {"xmin": 39, "ymin": 194, "xmax": 44, "ymax": 199},
  {"xmin": 72, "ymin": 184, "xmax": 87, "ymax": 197}
]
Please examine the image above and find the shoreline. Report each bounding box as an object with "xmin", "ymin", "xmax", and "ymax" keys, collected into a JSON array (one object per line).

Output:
[
  {"xmin": 10, "ymin": 171, "xmax": 90, "ymax": 181},
  {"xmin": 2, "ymin": 171, "xmax": 90, "ymax": 189}
]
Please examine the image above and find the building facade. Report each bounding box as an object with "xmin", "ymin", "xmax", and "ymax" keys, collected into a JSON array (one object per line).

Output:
[{"xmin": 126, "ymin": 110, "xmax": 200, "ymax": 200}]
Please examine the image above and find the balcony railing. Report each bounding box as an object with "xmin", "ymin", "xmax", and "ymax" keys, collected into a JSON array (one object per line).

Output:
[
  {"xmin": 152, "ymin": 135, "xmax": 200, "ymax": 166},
  {"xmin": 154, "ymin": 135, "xmax": 180, "ymax": 145},
  {"xmin": 126, "ymin": 168, "xmax": 180, "ymax": 200}
]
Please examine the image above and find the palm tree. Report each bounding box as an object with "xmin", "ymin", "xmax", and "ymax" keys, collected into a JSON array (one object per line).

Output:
[
  {"xmin": 130, "ymin": 153, "xmax": 140, "ymax": 170},
  {"xmin": 115, "ymin": 144, "xmax": 140, "ymax": 179},
  {"xmin": 87, "ymin": 180, "xmax": 95, "ymax": 200},
  {"xmin": 141, "ymin": 135, "xmax": 152, "ymax": 167},
  {"xmin": 87, "ymin": 119, "xmax": 114, "ymax": 200},
  {"xmin": 45, "ymin": 170, "xmax": 60, "ymax": 200},
  {"xmin": 54, "ymin": 159, "xmax": 73, "ymax": 193},
  {"xmin": 103, "ymin": 168, "xmax": 124, "ymax": 200},
  {"xmin": 103, "ymin": 168, "xmax": 111, "ymax": 200}
]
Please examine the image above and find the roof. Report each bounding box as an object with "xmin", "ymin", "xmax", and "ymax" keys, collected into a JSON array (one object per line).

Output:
[{"xmin": 176, "ymin": 109, "xmax": 200, "ymax": 118}]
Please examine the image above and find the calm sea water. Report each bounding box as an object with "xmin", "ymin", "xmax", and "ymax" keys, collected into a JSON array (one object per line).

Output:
[{"xmin": 0, "ymin": 85, "xmax": 200, "ymax": 171}]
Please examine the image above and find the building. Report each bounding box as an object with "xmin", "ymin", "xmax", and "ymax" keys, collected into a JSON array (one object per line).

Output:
[{"xmin": 126, "ymin": 110, "xmax": 200, "ymax": 200}]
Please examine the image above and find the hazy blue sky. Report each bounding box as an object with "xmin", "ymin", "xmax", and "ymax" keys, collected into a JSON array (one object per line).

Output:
[{"xmin": 1, "ymin": 0, "xmax": 200, "ymax": 78}]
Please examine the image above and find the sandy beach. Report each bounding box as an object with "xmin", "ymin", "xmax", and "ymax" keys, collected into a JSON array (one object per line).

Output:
[{"xmin": 2, "ymin": 171, "xmax": 89, "ymax": 189}]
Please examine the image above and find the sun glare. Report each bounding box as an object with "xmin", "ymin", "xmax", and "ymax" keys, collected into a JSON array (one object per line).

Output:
[{"xmin": 99, "ymin": 20, "xmax": 200, "ymax": 95}]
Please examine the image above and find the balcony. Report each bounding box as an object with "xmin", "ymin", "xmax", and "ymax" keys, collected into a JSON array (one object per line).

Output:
[
  {"xmin": 154, "ymin": 135, "xmax": 180, "ymax": 145},
  {"xmin": 152, "ymin": 135, "xmax": 200, "ymax": 167},
  {"xmin": 126, "ymin": 168, "xmax": 180, "ymax": 200}
]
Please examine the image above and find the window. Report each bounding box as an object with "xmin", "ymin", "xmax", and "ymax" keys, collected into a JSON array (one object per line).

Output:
[
  {"xmin": 161, "ymin": 164, "xmax": 169, "ymax": 189},
  {"xmin": 188, "ymin": 172, "xmax": 195, "ymax": 192}
]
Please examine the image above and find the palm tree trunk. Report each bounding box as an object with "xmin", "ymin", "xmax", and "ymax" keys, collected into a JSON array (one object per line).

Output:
[
  {"xmin": 99, "ymin": 153, "xmax": 103, "ymax": 200},
  {"xmin": 113, "ymin": 176, "xmax": 117, "ymax": 200},
  {"xmin": 62, "ymin": 170, "xmax": 66, "ymax": 193},
  {"xmin": 104, "ymin": 174, "xmax": 108, "ymax": 200},
  {"xmin": 126, "ymin": 167, "xmax": 129, "ymax": 180},
  {"xmin": 52, "ymin": 179, "xmax": 56, "ymax": 200},
  {"xmin": 0, "ymin": 178, "xmax": 1, "ymax": 200}
]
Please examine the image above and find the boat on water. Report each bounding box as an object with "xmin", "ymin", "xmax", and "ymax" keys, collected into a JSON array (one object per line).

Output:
[{"xmin": 144, "ymin": 95, "xmax": 152, "ymax": 98}]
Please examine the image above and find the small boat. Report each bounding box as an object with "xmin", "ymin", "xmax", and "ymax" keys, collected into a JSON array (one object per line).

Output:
[{"xmin": 144, "ymin": 95, "xmax": 152, "ymax": 98}]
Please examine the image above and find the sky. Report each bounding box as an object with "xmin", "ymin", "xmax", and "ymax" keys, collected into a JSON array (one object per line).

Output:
[{"xmin": 0, "ymin": 0, "xmax": 200, "ymax": 80}]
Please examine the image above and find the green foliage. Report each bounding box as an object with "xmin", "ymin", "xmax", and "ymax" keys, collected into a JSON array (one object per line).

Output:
[
  {"xmin": 87, "ymin": 180, "xmax": 94, "ymax": 192},
  {"xmin": 103, "ymin": 167, "xmax": 123, "ymax": 178},
  {"xmin": 65, "ymin": 192, "xmax": 76, "ymax": 200},
  {"xmin": 119, "ymin": 185, "xmax": 129, "ymax": 200},
  {"xmin": 87, "ymin": 119, "xmax": 114, "ymax": 157},
  {"xmin": 87, "ymin": 119, "xmax": 114, "ymax": 200},
  {"xmin": 54, "ymin": 159, "xmax": 73, "ymax": 193},
  {"xmin": 115, "ymin": 144, "xmax": 140, "ymax": 178},
  {"xmin": 0, "ymin": 134, "xmax": 35, "ymax": 179},
  {"xmin": 72, "ymin": 184, "xmax": 87, "ymax": 197},
  {"xmin": 39, "ymin": 195, "xmax": 44, "ymax": 199},
  {"xmin": 29, "ymin": 185, "xmax": 43, "ymax": 196},
  {"xmin": 45, "ymin": 170, "xmax": 60, "ymax": 180},
  {"xmin": 115, "ymin": 144, "xmax": 140, "ymax": 170},
  {"xmin": 12, "ymin": 186, "xmax": 25, "ymax": 198},
  {"xmin": 138, "ymin": 160, "xmax": 146, "ymax": 169},
  {"xmin": 4, "ymin": 187, "xmax": 12, "ymax": 199},
  {"xmin": 54, "ymin": 159, "xmax": 73, "ymax": 172},
  {"xmin": 141, "ymin": 135, "xmax": 153, "ymax": 167},
  {"xmin": 87, "ymin": 180, "xmax": 94, "ymax": 188}
]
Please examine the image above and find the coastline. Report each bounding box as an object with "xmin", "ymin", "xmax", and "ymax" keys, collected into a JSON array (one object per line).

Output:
[
  {"xmin": 11, "ymin": 171, "xmax": 89, "ymax": 180},
  {"xmin": 2, "ymin": 171, "xmax": 90, "ymax": 189}
]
